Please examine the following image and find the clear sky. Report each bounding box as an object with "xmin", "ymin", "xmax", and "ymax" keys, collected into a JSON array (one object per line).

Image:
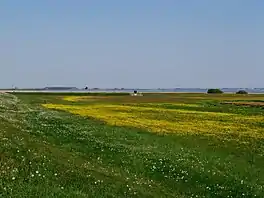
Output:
[{"xmin": 1, "ymin": 0, "xmax": 263, "ymax": 88}]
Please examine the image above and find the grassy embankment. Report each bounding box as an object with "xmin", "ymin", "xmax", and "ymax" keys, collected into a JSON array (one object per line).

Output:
[{"xmin": 1, "ymin": 92, "xmax": 264, "ymax": 197}]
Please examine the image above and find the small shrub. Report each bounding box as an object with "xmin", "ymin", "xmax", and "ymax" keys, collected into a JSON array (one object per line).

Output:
[
  {"xmin": 207, "ymin": 89, "xmax": 223, "ymax": 94},
  {"xmin": 236, "ymin": 90, "xmax": 248, "ymax": 94}
]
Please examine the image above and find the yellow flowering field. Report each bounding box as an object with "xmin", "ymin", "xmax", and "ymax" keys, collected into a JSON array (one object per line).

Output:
[
  {"xmin": 43, "ymin": 101, "xmax": 264, "ymax": 138},
  {"xmin": 63, "ymin": 96, "xmax": 109, "ymax": 102}
]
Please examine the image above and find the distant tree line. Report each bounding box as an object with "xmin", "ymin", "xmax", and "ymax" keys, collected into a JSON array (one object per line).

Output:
[{"xmin": 207, "ymin": 89, "xmax": 248, "ymax": 94}]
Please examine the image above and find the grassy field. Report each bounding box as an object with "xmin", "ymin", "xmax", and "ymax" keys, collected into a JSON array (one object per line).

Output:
[{"xmin": 1, "ymin": 92, "xmax": 264, "ymax": 197}]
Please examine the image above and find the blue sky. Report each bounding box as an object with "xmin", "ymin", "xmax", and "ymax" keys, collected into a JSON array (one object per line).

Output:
[{"xmin": 1, "ymin": 0, "xmax": 263, "ymax": 88}]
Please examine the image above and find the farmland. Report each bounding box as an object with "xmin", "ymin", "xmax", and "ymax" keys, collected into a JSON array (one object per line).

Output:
[{"xmin": 1, "ymin": 92, "xmax": 264, "ymax": 197}]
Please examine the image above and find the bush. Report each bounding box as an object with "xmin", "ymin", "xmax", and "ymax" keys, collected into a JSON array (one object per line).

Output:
[
  {"xmin": 236, "ymin": 90, "xmax": 248, "ymax": 94},
  {"xmin": 207, "ymin": 89, "xmax": 223, "ymax": 94}
]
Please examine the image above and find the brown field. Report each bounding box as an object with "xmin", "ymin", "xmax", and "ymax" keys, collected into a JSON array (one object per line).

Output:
[{"xmin": 223, "ymin": 101, "xmax": 264, "ymax": 107}]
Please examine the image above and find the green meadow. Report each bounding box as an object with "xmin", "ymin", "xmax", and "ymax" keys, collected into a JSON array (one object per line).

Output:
[{"xmin": 1, "ymin": 92, "xmax": 264, "ymax": 197}]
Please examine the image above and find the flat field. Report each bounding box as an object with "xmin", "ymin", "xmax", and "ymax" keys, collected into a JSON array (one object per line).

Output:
[{"xmin": 1, "ymin": 92, "xmax": 264, "ymax": 197}]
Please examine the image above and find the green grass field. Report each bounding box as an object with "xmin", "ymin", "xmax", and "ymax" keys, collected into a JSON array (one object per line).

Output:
[{"xmin": 1, "ymin": 92, "xmax": 264, "ymax": 197}]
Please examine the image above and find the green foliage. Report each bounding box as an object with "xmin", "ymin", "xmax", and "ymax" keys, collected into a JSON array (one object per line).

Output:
[
  {"xmin": 1, "ymin": 93, "xmax": 264, "ymax": 197},
  {"xmin": 236, "ymin": 90, "xmax": 248, "ymax": 94},
  {"xmin": 207, "ymin": 88, "xmax": 224, "ymax": 94}
]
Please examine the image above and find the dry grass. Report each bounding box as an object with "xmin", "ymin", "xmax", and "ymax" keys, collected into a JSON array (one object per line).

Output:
[{"xmin": 223, "ymin": 101, "xmax": 264, "ymax": 107}]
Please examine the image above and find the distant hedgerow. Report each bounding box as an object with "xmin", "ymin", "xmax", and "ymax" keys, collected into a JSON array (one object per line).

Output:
[
  {"xmin": 236, "ymin": 90, "xmax": 248, "ymax": 94},
  {"xmin": 207, "ymin": 89, "xmax": 224, "ymax": 94}
]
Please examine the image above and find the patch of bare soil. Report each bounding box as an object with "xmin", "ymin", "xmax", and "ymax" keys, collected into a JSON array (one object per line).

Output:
[{"xmin": 222, "ymin": 101, "xmax": 264, "ymax": 107}]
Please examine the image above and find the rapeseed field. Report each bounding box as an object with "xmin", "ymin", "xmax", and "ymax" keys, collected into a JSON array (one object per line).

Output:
[{"xmin": 43, "ymin": 101, "xmax": 264, "ymax": 138}]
